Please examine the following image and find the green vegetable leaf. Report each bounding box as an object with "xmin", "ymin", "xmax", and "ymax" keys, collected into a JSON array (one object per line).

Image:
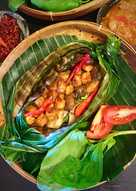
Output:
[
  {"xmin": 0, "ymin": 149, "xmax": 21, "ymax": 163},
  {"xmin": 77, "ymin": 143, "xmax": 103, "ymax": 188},
  {"xmin": 53, "ymin": 144, "xmax": 104, "ymax": 189},
  {"xmin": 37, "ymin": 130, "xmax": 88, "ymax": 190},
  {"xmin": 38, "ymin": 130, "xmax": 88, "ymax": 171},
  {"xmin": 20, "ymin": 152, "xmax": 45, "ymax": 177},
  {"xmin": 106, "ymin": 35, "xmax": 121, "ymax": 57},
  {"xmin": 38, "ymin": 134, "xmax": 117, "ymax": 190},
  {"xmin": 9, "ymin": 0, "xmax": 25, "ymax": 11},
  {"xmin": 103, "ymin": 137, "xmax": 116, "ymax": 152}
]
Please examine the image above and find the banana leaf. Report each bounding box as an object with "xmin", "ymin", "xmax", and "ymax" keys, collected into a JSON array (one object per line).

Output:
[
  {"xmin": 0, "ymin": 34, "xmax": 136, "ymax": 191},
  {"xmin": 103, "ymin": 48, "xmax": 136, "ymax": 180},
  {"xmin": 0, "ymin": 35, "xmax": 78, "ymax": 155},
  {"xmin": 0, "ymin": 35, "xmax": 77, "ymax": 137}
]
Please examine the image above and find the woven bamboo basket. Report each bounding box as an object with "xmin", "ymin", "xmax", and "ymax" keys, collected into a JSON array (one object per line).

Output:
[
  {"xmin": 19, "ymin": 0, "xmax": 109, "ymax": 21},
  {"xmin": 0, "ymin": 21, "xmax": 136, "ymax": 186}
]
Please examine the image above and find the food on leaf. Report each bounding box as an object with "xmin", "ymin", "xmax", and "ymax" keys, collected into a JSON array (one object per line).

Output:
[{"xmin": 23, "ymin": 46, "xmax": 103, "ymax": 134}]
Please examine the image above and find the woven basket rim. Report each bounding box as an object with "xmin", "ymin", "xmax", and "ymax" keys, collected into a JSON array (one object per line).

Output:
[{"xmin": 19, "ymin": 0, "xmax": 109, "ymax": 21}]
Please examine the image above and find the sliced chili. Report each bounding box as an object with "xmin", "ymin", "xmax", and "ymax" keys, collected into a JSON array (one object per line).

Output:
[
  {"xmin": 74, "ymin": 87, "xmax": 98, "ymax": 117},
  {"xmin": 25, "ymin": 98, "xmax": 53, "ymax": 117}
]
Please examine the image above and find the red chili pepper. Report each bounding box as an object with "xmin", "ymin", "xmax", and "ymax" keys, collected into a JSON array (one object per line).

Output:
[
  {"xmin": 66, "ymin": 53, "xmax": 91, "ymax": 83},
  {"xmin": 25, "ymin": 107, "xmax": 44, "ymax": 117},
  {"xmin": 25, "ymin": 98, "xmax": 52, "ymax": 117},
  {"xmin": 87, "ymin": 105, "xmax": 136, "ymax": 140},
  {"xmin": 42, "ymin": 98, "xmax": 53, "ymax": 110},
  {"xmin": 103, "ymin": 105, "xmax": 136, "ymax": 125},
  {"xmin": 74, "ymin": 87, "xmax": 98, "ymax": 117}
]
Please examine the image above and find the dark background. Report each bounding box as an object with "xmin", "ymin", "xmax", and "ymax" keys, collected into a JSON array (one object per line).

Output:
[{"xmin": 0, "ymin": 1, "xmax": 136, "ymax": 191}]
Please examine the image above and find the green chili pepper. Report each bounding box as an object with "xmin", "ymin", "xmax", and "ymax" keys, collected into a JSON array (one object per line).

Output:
[{"xmin": 31, "ymin": 0, "xmax": 91, "ymax": 12}]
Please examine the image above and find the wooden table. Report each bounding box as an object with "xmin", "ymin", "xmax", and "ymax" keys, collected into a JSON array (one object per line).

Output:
[{"xmin": 0, "ymin": 1, "xmax": 136, "ymax": 191}]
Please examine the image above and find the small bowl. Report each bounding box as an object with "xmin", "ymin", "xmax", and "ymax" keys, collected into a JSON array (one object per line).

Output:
[
  {"xmin": 18, "ymin": 0, "xmax": 109, "ymax": 21},
  {"xmin": 97, "ymin": 0, "xmax": 136, "ymax": 49},
  {"xmin": 0, "ymin": 11, "xmax": 29, "ymax": 40},
  {"xmin": 0, "ymin": 11, "xmax": 29, "ymax": 64}
]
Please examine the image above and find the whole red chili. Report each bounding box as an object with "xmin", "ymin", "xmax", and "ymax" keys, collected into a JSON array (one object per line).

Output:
[
  {"xmin": 0, "ymin": 14, "xmax": 21, "ymax": 62},
  {"xmin": 74, "ymin": 86, "xmax": 99, "ymax": 117},
  {"xmin": 66, "ymin": 53, "xmax": 91, "ymax": 83}
]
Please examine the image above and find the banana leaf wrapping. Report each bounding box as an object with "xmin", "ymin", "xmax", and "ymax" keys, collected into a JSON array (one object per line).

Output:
[
  {"xmin": 0, "ymin": 35, "xmax": 118, "ymax": 150},
  {"xmin": 0, "ymin": 34, "xmax": 136, "ymax": 191}
]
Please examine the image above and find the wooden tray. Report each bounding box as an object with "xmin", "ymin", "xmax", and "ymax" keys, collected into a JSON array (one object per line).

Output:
[{"xmin": 19, "ymin": 0, "xmax": 109, "ymax": 21}]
